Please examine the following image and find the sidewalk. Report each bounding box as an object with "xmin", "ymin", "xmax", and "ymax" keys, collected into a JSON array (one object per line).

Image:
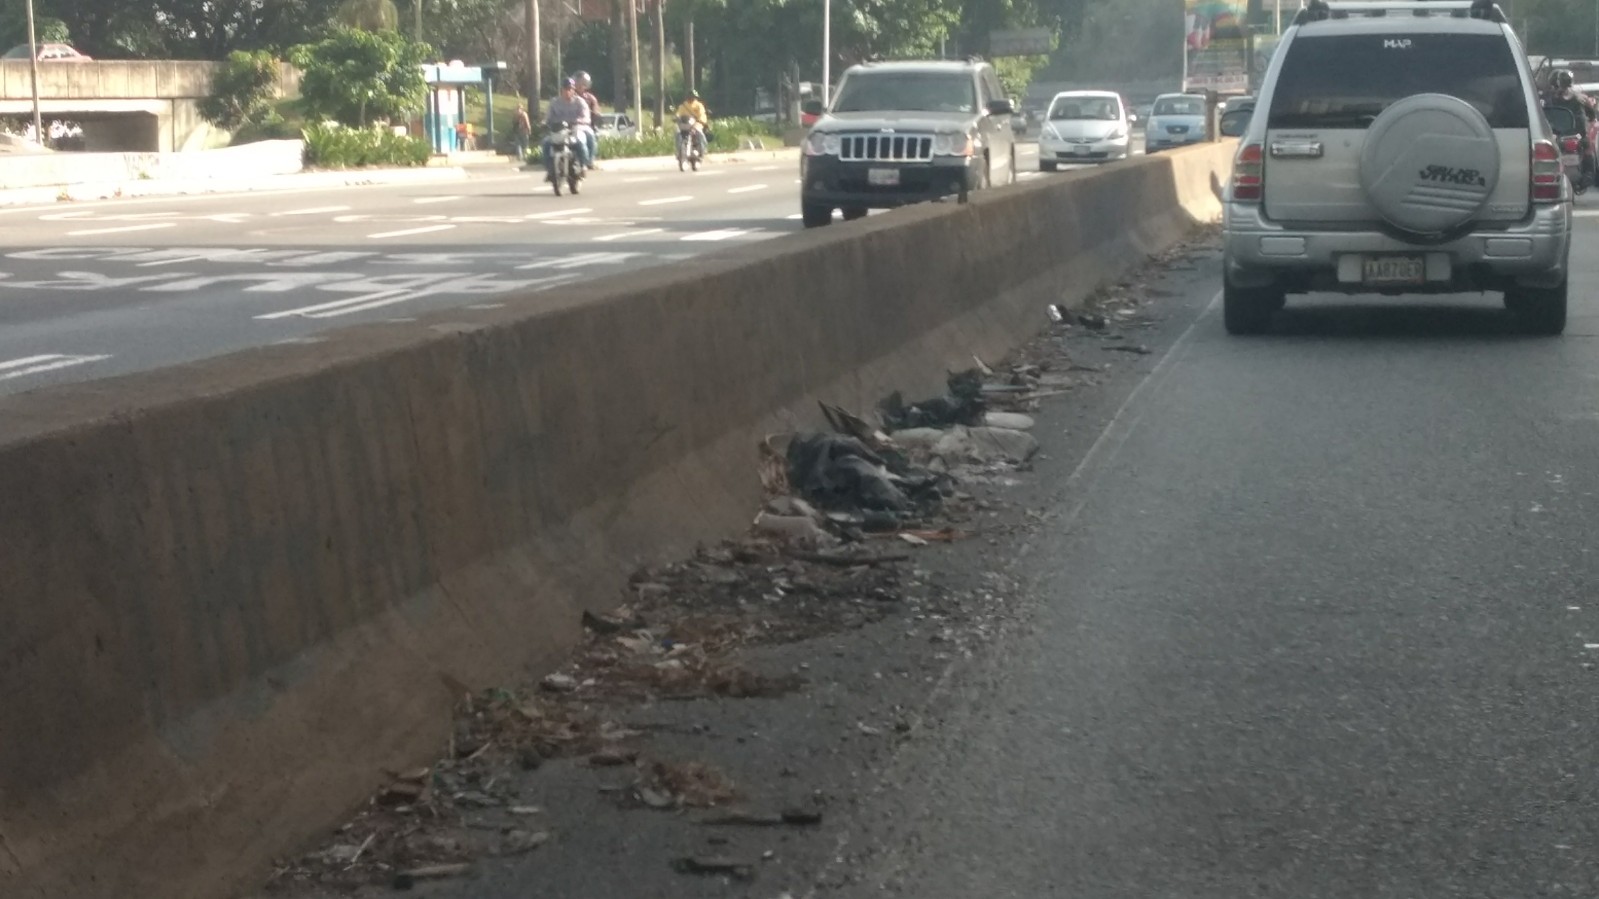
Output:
[{"xmin": 0, "ymin": 165, "xmax": 475, "ymax": 208}]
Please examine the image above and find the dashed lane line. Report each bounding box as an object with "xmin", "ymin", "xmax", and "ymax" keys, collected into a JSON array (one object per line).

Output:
[
  {"xmin": 367, "ymin": 224, "xmax": 456, "ymax": 239},
  {"xmin": 0, "ymin": 353, "xmax": 112, "ymax": 382},
  {"xmin": 595, "ymin": 228, "xmax": 666, "ymax": 241},
  {"xmin": 682, "ymin": 228, "xmax": 754, "ymax": 241},
  {"xmin": 727, "ymin": 184, "xmax": 769, "ymax": 194},
  {"xmin": 65, "ymin": 223, "xmax": 177, "ymax": 237},
  {"xmin": 525, "ymin": 208, "xmax": 595, "ymax": 219},
  {"xmin": 274, "ymin": 205, "xmax": 351, "ymax": 216},
  {"xmin": 412, "ymin": 195, "xmax": 465, "ymax": 204},
  {"xmin": 639, "ymin": 195, "xmax": 693, "ymax": 206}
]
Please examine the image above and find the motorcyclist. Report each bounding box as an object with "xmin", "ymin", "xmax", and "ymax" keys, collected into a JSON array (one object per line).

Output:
[
  {"xmin": 541, "ymin": 79, "xmax": 593, "ymax": 183},
  {"xmin": 1548, "ymin": 69, "xmax": 1597, "ymax": 123},
  {"xmin": 572, "ymin": 70, "xmax": 602, "ymax": 169},
  {"xmin": 674, "ymin": 89, "xmax": 710, "ymax": 157}
]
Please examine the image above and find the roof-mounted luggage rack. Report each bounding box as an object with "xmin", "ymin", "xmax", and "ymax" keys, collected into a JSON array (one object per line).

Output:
[{"xmin": 1294, "ymin": 0, "xmax": 1505, "ymax": 25}]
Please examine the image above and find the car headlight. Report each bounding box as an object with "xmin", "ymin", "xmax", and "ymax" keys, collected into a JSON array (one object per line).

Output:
[
  {"xmin": 805, "ymin": 132, "xmax": 841, "ymax": 156},
  {"xmin": 932, "ymin": 132, "xmax": 974, "ymax": 156},
  {"xmin": 1042, "ymin": 126, "xmax": 1061, "ymax": 141},
  {"xmin": 1105, "ymin": 129, "xmax": 1125, "ymax": 141}
]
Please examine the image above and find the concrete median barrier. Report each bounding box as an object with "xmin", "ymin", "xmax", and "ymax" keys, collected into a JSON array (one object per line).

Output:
[{"xmin": 0, "ymin": 142, "xmax": 1233, "ymax": 899}]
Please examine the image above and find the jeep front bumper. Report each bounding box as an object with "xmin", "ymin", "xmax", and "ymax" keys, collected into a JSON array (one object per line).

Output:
[{"xmin": 800, "ymin": 154, "xmax": 983, "ymax": 208}]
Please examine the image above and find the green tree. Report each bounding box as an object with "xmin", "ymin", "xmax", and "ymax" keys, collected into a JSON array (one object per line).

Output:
[
  {"xmin": 291, "ymin": 27, "xmax": 434, "ymax": 126},
  {"xmin": 198, "ymin": 49, "xmax": 280, "ymax": 130},
  {"xmin": 335, "ymin": 0, "xmax": 401, "ymax": 31}
]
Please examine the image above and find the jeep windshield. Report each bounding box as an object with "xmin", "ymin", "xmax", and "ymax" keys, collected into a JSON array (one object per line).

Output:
[
  {"xmin": 1269, "ymin": 33, "xmax": 1528, "ymax": 129},
  {"xmin": 831, "ymin": 72, "xmax": 977, "ymax": 114}
]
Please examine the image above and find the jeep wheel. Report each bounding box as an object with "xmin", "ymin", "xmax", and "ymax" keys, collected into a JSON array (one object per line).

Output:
[
  {"xmin": 801, "ymin": 203, "xmax": 833, "ymax": 228},
  {"xmin": 1223, "ymin": 282, "xmax": 1281, "ymax": 335},
  {"xmin": 1505, "ymin": 281, "xmax": 1568, "ymax": 335},
  {"xmin": 842, "ymin": 207, "xmax": 868, "ymax": 221},
  {"xmin": 1040, "ymin": 160, "xmax": 1057, "ymax": 172}
]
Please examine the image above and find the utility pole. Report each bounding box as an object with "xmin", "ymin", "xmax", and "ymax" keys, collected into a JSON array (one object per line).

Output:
[
  {"xmin": 414, "ymin": 0, "xmax": 422, "ymax": 40},
  {"xmin": 629, "ymin": 0, "xmax": 644, "ymax": 132},
  {"xmin": 24, "ymin": 0, "xmax": 42, "ymax": 146},
  {"xmin": 653, "ymin": 0, "xmax": 667, "ymax": 127},
  {"xmin": 528, "ymin": 0, "xmax": 543, "ymax": 118},
  {"xmin": 822, "ymin": 0, "xmax": 831, "ymax": 102}
]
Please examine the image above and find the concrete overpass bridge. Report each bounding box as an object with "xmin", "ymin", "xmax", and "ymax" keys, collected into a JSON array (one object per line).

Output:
[{"xmin": 0, "ymin": 61, "xmax": 296, "ymax": 152}]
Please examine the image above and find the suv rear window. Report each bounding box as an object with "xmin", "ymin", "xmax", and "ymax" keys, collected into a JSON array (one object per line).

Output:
[{"xmin": 1268, "ymin": 33, "xmax": 1528, "ymax": 129}]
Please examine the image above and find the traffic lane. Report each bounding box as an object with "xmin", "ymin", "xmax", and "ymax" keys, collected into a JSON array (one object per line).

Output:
[
  {"xmin": 870, "ymin": 237, "xmax": 1599, "ymax": 896},
  {"xmin": 0, "ymin": 163, "xmax": 801, "ymax": 246}
]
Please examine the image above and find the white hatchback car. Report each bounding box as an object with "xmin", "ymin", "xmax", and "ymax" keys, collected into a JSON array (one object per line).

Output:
[{"xmin": 1038, "ymin": 91, "xmax": 1131, "ymax": 170}]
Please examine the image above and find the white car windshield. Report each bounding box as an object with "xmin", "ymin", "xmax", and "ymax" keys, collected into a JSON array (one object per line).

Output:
[
  {"xmin": 832, "ymin": 72, "xmax": 976, "ymax": 114},
  {"xmin": 1050, "ymin": 98, "xmax": 1119, "ymax": 121},
  {"xmin": 1154, "ymin": 97, "xmax": 1205, "ymax": 116}
]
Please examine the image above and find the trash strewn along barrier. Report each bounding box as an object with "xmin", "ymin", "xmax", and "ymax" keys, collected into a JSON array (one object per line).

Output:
[{"xmin": 0, "ymin": 142, "xmax": 1233, "ymax": 899}]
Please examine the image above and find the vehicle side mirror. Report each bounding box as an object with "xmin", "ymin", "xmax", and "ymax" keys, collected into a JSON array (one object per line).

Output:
[
  {"xmin": 802, "ymin": 100, "xmax": 825, "ymax": 117},
  {"xmin": 987, "ymin": 99, "xmax": 1015, "ymax": 116},
  {"xmin": 1219, "ymin": 110, "xmax": 1251, "ymax": 138}
]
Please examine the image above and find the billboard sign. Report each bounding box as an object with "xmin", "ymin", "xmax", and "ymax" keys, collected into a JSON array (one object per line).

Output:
[
  {"xmin": 1183, "ymin": 0, "xmax": 1250, "ymax": 93},
  {"xmin": 990, "ymin": 27, "xmax": 1055, "ymax": 57}
]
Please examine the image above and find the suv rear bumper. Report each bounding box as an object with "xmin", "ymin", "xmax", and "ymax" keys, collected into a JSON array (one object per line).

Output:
[
  {"xmin": 801, "ymin": 154, "xmax": 983, "ymax": 209},
  {"xmin": 1223, "ymin": 202, "xmax": 1572, "ymax": 293}
]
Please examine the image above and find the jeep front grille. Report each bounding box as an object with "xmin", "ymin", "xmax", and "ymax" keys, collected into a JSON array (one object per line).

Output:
[{"xmin": 838, "ymin": 133, "xmax": 934, "ymax": 162}]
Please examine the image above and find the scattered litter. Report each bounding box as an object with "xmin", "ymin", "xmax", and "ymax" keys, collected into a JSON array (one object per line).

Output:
[
  {"xmin": 983, "ymin": 412, "xmax": 1036, "ymax": 430},
  {"xmin": 393, "ymin": 863, "xmax": 471, "ymax": 890},
  {"xmin": 787, "ymin": 432, "xmax": 922, "ymax": 512},
  {"xmin": 754, "ymin": 511, "xmax": 835, "ymax": 546},
  {"xmin": 857, "ymin": 722, "xmax": 885, "ymax": 737},
  {"xmin": 582, "ymin": 606, "xmax": 643, "ymax": 634},
  {"xmin": 641, "ymin": 759, "xmax": 739, "ymax": 808},
  {"xmin": 879, "ymin": 369, "xmax": 986, "ymax": 430},
  {"xmin": 541, "ymin": 673, "xmax": 579, "ymax": 693},
  {"xmin": 672, "ymin": 855, "xmax": 756, "ymax": 879},
  {"xmin": 899, "ymin": 533, "xmax": 930, "ymax": 546},
  {"xmin": 1078, "ymin": 312, "xmax": 1108, "ymax": 331},
  {"xmin": 497, "ymin": 830, "xmax": 549, "ymax": 856},
  {"xmin": 1105, "ymin": 344, "xmax": 1153, "ymax": 355}
]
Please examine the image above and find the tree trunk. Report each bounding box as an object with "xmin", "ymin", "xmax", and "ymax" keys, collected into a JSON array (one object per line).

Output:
[
  {"xmin": 684, "ymin": 17, "xmax": 695, "ymax": 94},
  {"xmin": 527, "ymin": 0, "xmax": 542, "ymax": 119},
  {"xmin": 652, "ymin": 0, "xmax": 666, "ymax": 128},
  {"xmin": 611, "ymin": 0, "xmax": 628, "ymax": 111}
]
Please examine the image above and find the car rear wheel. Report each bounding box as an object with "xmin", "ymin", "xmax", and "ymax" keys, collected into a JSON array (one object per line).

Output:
[
  {"xmin": 801, "ymin": 203, "xmax": 833, "ymax": 228},
  {"xmin": 1223, "ymin": 282, "xmax": 1281, "ymax": 335},
  {"xmin": 1505, "ymin": 281, "xmax": 1568, "ymax": 335}
]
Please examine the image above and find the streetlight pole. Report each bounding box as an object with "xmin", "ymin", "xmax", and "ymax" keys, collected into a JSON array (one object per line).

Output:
[
  {"xmin": 24, "ymin": 0, "xmax": 43, "ymax": 146},
  {"xmin": 822, "ymin": 0, "xmax": 831, "ymax": 103},
  {"xmin": 1275, "ymin": 0, "xmax": 1283, "ymax": 35},
  {"xmin": 629, "ymin": 0, "xmax": 643, "ymax": 133}
]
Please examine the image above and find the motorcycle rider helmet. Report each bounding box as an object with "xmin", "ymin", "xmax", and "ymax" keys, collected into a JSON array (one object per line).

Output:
[
  {"xmin": 1555, "ymin": 69, "xmax": 1574, "ymax": 91},
  {"xmin": 573, "ymin": 70, "xmax": 592, "ymax": 89}
]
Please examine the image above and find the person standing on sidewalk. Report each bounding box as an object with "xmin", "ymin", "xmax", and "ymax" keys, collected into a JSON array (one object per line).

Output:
[{"xmin": 512, "ymin": 104, "xmax": 532, "ymax": 161}]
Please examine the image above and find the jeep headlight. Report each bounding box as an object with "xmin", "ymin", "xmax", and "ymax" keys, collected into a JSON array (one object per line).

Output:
[
  {"xmin": 804, "ymin": 132, "xmax": 841, "ymax": 156},
  {"xmin": 932, "ymin": 132, "xmax": 974, "ymax": 157}
]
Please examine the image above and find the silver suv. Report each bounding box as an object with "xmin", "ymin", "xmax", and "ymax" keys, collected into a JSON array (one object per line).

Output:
[{"xmin": 1221, "ymin": 0, "xmax": 1573, "ymax": 335}]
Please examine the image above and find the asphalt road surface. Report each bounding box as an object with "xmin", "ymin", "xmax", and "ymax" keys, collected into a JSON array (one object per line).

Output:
[{"xmin": 0, "ymin": 142, "xmax": 1084, "ymax": 397}]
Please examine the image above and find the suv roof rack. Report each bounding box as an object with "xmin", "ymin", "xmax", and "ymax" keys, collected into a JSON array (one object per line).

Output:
[{"xmin": 1295, "ymin": 0, "xmax": 1505, "ymax": 25}]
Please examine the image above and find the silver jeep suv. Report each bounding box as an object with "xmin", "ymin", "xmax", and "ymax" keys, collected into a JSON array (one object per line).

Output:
[{"xmin": 1221, "ymin": 0, "xmax": 1573, "ymax": 335}]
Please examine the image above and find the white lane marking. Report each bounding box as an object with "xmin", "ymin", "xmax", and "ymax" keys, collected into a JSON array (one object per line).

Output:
[
  {"xmin": 786, "ymin": 213, "xmax": 805, "ymax": 220},
  {"xmin": 274, "ymin": 205, "xmax": 351, "ymax": 216},
  {"xmin": 727, "ymin": 184, "xmax": 769, "ymax": 194},
  {"xmin": 367, "ymin": 224, "xmax": 456, "ymax": 239},
  {"xmin": 525, "ymin": 207, "xmax": 594, "ymax": 219},
  {"xmin": 413, "ymin": 195, "xmax": 464, "ymax": 204},
  {"xmin": 1018, "ymin": 172, "xmax": 1042, "ymax": 180},
  {"xmin": 1574, "ymin": 209, "xmax": 1599, "ymax": 218},
  {"xmin": 639, "ymin": 195, "xmax": 693, "ymax": 206},
  {"xmin": 623, "ymin": 176, "xmax": 660, "ymax": 183},
  {"xmin": 682, "ymin": 228, "xmax": 753, "ymax": 241},
  {"xmin": 65, "ymin": 222, "xmax": 176, "ymax": 236},
  {"xmin": 595, "ymin": 228, "xmax": 665, "ymax": 241},
  {"xmin": 750, "ymin": 165, "xmax": 780, "ymax": 171},
  {"xmin": 0, "ymin": 353, "xmax": 111, "ymax": 381}
]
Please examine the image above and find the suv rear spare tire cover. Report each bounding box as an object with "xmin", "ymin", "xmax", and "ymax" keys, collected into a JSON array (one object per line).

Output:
[{"xmin": 1358, "ymin": 93, "xmax": 1501, "ymax": 235}]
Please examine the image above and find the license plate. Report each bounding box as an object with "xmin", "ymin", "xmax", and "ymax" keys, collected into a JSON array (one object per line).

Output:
[
  {"xmin": 1168, "ymin": 126, "xmax": 1188, "ymax": 134},
  {"xmin": 1072, "ymin": 145, "xmax": 1089, "ymax": 155},
  {"xmin": 1362, "ymin": 255, "xmax": 1425, "ymax": 285},
  {"xmin": 867, "ymin": 168, "xmax": 899, "ymax": 187}
]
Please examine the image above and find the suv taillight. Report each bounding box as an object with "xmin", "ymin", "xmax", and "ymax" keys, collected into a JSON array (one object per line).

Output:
[
  {"xmin": 1561, "ymin": 136, "xmax": 1582, "ymax": 155},
  {"xmin": 1232, "ymin": 143, "xmax": 1264, "ymax": 202},
  {"xmin": 1532, "ymin": 139, "xmax": 1563, "ymax": 203}
]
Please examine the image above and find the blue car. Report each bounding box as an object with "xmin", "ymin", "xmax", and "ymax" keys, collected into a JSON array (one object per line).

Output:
[{"xmin": 1144, "ymin": 92, "xmax": 1208, "ymax": 152}]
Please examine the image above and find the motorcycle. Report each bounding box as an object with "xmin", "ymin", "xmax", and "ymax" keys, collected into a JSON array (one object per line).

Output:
[
  {"xmin": 1544, "ymin": 104, "xmax": 1595, "ymax": 195},
  {"xmin": 546, "ymin": 122, "xmax": 584, "ymax": 196},
  {"xmin": 675, "ymin": 115, "xmax": 705, "ymax": 171}
]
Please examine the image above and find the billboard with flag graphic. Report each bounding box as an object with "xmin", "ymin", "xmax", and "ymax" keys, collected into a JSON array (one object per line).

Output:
[{"xmin": 1183, "ymin": 0, "xmax": 1250, "ymax": 93}]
